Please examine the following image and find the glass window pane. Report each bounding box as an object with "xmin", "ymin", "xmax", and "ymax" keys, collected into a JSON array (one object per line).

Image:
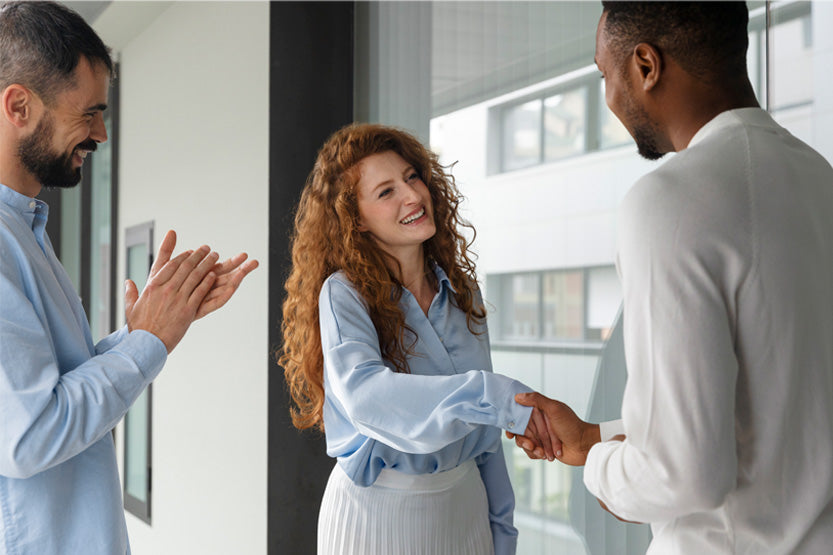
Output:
[
  {"xmin": 770, "ymin": 13, "xmax": 813, "ymax": 110},
  {"xmin": 599, "ymin": 80, "xmax": 631, "ymax": 149},
  {"xmin": 587, "ymin": 266, "xmax": 621, "ymax": 341},
  {"xmin": 89, "ymin": 110, "xmax": 113, "ymax": 341},
  {"xmin": 59, "ymin": 186, "xmax": 82, "ymax": 291},
  {"xmin": 127, "ymin": 244, "xmax": 149, "ymax": 291},
  {"xmin": 747, "ymin": 29, "xmax": 763, "ymax": 102},
  {"xmin": 123, "ymin": 223, "xmax": 153, "ymax": 522},
  {"xmin": 544, "ymin": 88, "xmax": 587, "ymax": 161},
  {"xmin": 360, "ymin": 2, "xmax": 651, "ymax": 552},
  {"xmin": 499, "ymin": 273, "xmax": 540, "ymax": 340},
  {"xmin": 542, "ymin": 270, "xmax": 584, "ymax": 340},
  {"xmin": 125, "ymin": 388, "xmax": 148, "ymax": 502},
  {"xmin": 502, "ymin": 99, "xmax": 542, "ymax": 171}
]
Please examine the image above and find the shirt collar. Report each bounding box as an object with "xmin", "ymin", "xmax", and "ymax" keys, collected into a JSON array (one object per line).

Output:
[
  {"xmin": 429, "ymin": 261, "xmax": 457, "ymax": 295},
  {"xmin": 0, "ymin": 182, "xmax": 50, "ymax": 230}
]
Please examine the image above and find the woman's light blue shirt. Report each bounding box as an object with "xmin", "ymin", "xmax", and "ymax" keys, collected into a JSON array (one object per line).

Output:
[{"xmin": 319, "ymin": 266, "xmax": 533, "ymax": 554}]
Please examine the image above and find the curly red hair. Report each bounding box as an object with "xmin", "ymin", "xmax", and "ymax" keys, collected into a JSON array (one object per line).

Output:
[{"xmin": 279, "ymin": 123, "xmax": 485, "ymax": 431}]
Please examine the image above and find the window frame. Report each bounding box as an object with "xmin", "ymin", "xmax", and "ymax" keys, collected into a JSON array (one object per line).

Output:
[{"xmin": 122, "ymin": 221, "xmax": 154, "ymax": 525}]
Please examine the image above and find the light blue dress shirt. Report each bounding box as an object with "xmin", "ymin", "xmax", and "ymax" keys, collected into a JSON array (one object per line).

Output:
[
  {"xmin": 319, "ymin": 266, "xmax": 533, "ymax": 554},
  {"xmin": 0, "ymin": 183, "xmax": 167, "ymax": 554}
]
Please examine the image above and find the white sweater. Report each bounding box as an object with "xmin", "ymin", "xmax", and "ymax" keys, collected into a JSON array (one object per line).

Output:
[{"xmin": 585, "ymin": 108, "xmax": 833, "ymax": 555}]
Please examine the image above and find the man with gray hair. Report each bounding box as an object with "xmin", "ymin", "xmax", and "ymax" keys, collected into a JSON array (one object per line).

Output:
[{"xmin": 0, "ymin": 2, "xmax": 256, "ymax": 553}]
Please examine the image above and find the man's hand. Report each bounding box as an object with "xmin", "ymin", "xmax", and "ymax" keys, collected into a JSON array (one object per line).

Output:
[
  {"xmin": 521, "ymin": 406, "xmax": 560, "ymax": 461},
  {"xmin": 506, "ymin": 392, "xmax": 601, "ymax": 466},
  {"xmin": 196, "ymin": 252, "xmax": 259, "ymax": 319},
  {"xmin": 124, "ymin": 244, "xmax": 217, "ymax": 353},
  {"xmin": 146, "ymin": 230, "xmax": 259, "ymax": 320}
]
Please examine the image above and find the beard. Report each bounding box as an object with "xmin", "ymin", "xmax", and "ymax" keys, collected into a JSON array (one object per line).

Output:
[
  {"xmin": 620, "ymin": 83, "xmax": 665, "ymax": 161},
  {"xmin": 632, "ymin": 123, "xmax": 665, "ymax": 161},
  {"xmin": 18, "ymin": 113, "xmax": 97, "ymax": 189}
]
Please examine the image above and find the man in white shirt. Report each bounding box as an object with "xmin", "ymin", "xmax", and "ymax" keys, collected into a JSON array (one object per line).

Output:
[{"xmin": 510, "ymin": 3, "xmax": 833, "ymax": 553}]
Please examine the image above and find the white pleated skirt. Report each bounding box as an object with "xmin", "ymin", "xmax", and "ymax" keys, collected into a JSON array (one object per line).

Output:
[{"xmin": 318, "ymin": 459, "xmax": 495, "ymax": 555}]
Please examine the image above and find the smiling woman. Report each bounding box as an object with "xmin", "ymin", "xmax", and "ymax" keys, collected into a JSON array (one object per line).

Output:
[
  {"xmin": 354, "ymin": 150, "xmax": 437, "ymax": 295},
  {"xmin": 279, "ymin": 123, "xmax": 552, "ymax": 555}
]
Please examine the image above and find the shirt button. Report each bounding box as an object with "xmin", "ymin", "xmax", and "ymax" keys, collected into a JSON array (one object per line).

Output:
[
  {"xmin": 29, "ymin": 201, "xmax": 36, "ymax": 209},
  {"xmin": 507, "ymin": 421, "xmax": 515, "ymax": 429}
]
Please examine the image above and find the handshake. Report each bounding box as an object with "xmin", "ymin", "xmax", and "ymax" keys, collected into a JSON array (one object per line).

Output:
[{"xmin": 507, "ymin": 392, "xmax": 607, "ymax": 466}]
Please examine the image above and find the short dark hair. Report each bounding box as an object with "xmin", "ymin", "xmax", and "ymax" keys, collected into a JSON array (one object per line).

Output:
[
  {"xmin": 0, "ymin": 1, "xmax": 113, "ymax": 104},
  {"xmin": 601, "ymin": 2, "xmax": 749, "ymax": 82}
]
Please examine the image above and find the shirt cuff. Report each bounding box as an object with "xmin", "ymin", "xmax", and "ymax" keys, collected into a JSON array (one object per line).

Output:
[
  {"xmin": 599, "ymin": 419, "xmax": 624, "ymax": 441},
  {"xmin": 115, "ymin": 330, "xmax": 168, "ymax": 381},
  {"xmin": 499, "ymin": 379, "xmax": 534, "ymax": 434},
  {"xmin": 492, "ymin": 526, "xmax": 518, "ymax": 555}
]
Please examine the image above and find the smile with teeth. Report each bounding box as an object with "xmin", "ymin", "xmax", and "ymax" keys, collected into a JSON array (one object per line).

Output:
[{"xmin": 400, "ymin": 207, "xmax": 425, "ymax": 225}]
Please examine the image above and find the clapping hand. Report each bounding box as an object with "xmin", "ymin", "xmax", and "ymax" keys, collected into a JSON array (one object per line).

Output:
[
  {"xmin": 144, "ymin": 230, "xmax": 259, "ymax": 320},
  {"xmin": 124, "ymin": 230, "xmax": 258, "ymax": 352}
]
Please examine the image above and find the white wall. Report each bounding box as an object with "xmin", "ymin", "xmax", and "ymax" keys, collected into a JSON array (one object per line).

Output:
[{"xmin": 96, "ymin": 2, "xmax": 270, "ymax": 554}]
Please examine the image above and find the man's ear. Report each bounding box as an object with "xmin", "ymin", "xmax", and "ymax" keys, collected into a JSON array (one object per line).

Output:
[
  {"xmin": 632, "ymin": 42, "xmax": 662, "ymax": 92},
  {"xmin": 1, "ymin": 84, "xmax": 37, "ymax": 128}
]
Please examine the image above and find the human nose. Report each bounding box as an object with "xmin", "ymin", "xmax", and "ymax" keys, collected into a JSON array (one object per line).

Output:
[
  {"xmin": 90, "ymin": 112, "xmax": 108, "ymax": 143},
  {"xmin": 402, "ymin": 182, "xmax": 421, "ymax": 204}
]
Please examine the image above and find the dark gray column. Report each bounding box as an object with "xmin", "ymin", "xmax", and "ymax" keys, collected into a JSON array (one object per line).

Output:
[{"xmin": 268, "ymin": 3, "xmax": 354, "ymax": 554}]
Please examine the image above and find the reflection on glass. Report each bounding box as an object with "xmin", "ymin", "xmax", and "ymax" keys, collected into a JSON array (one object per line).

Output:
[
  {"xmin": 543, "ymin": 270, "xmax": 584, "ymax": 340},
  {"xmin": 500, "ymin": 274, "xmax": 540, "ymax": 340},
  {"xmin": 544, "ymin": 88, "xmax": 587, "ymax": 161},
  {"xmin": 503, "ymin": 99, "xmax": 542, "ymax": 171},
  {"xmin": 127, "ymin": 244, "xmax": 149, "ymax": 292},
  {"xmin": 125, "ymin": 242, "xmax": 149, "ymax": 503},
  {"xmin": 494, "ymin": 347, "xmax": 600, "ymax": 553},
  {"xmin": 125, "ymin": 388, "xmax": 148, "ymax": 501}
]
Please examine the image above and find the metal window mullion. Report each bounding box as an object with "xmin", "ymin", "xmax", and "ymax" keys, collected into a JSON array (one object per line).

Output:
[
  {"xmin": 538, "ymin": 97, "xmax": 545, "ymax": 165},
  {"xmin": 108, "ymin": 64, "xmax": 120, "ymax": 334},
  {"xmin": 79, "ymin": 162, "xmax": 92, "ymax": 318},
  {"xmin": 538, "ymin": 271, "xmax": 545, "ymax": 341},
  {"xmin": 765, "ymin": 1, "xmax": 772, "ymax": 112}
]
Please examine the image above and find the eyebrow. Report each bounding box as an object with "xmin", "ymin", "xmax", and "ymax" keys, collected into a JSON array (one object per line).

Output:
[
  {"xmin": 370, "ymin": 178, "xmax": 393, "ymax": 193},
  {"xmin": 86, "ymin": 103, "xmax": 108, "ymax": 112},
  {"xmin": 366, "ymin": 165, "xmax": 417, "ymax": 194}
]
